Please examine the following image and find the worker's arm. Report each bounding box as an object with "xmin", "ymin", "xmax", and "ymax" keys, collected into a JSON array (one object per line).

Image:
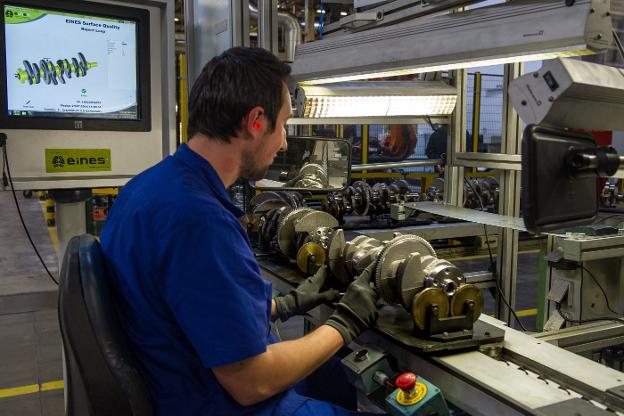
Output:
[
  {"xmin": 213, "ymin": 324, "xmax": 343, "ymax": 406},
  {"xmin": 214, "ymin": 263, "xmax": 379, "ymax": 406}
]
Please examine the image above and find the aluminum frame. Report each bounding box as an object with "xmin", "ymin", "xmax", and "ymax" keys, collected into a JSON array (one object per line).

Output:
[{"xmin": 291, "ymin": 0, "xmax": 612, "ymax": 84}]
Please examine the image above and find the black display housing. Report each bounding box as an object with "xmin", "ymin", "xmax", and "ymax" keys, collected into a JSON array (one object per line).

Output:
[
  {"xmin": 521, "ymin": 124, "xmax": 598, "ymax": 233},
  {"xmin": 0, "ymin": 0, "xmax": 151, "ymax": 131}
]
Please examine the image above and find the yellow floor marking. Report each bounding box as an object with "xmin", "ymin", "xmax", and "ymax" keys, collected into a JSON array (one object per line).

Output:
[
  {"xmin": 48, "ymin": 226, "xmax": 59, "ymax": 254},
  {"xmin": 516, "ymin": 308, "xmax": 537, "ymax": 317},
  {"xmin": 0, "ymin": 380, "xmax": 64, "ymax": 399},
  {"xmin": 40, "ymin": 380, "xmax": 64, "ymax": 392},
  {"xmin": 0, "ymin": 384, "xmax": 41, "ymax": 399}
]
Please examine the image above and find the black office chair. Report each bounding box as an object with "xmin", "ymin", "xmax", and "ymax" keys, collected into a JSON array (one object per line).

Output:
[{"xmin": 58, "ymin": 234, "xmax": 154, "ymax": 416}]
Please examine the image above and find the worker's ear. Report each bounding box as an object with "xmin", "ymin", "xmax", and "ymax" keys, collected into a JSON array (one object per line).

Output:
[{"xmin": 243, "ymin": 106, "xmax": 266, "ymax": 140}]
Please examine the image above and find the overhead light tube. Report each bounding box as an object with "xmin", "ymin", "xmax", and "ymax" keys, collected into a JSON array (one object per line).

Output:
[
  {"xmin": 292, "ymin": 0, "xmax": 612, "ymax": 85},
  {"xmin": 295, "ymin": 81, "xmax": 458, "ymax": 118}
]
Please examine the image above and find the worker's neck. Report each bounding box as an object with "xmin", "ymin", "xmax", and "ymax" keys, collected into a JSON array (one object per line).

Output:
[{"xmin": 187, "ymin": 134, "xmax": 241, "ymax": 188}]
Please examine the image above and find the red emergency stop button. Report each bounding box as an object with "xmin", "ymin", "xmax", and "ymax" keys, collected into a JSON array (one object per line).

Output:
[
  {"xmin": 395, "ymin": 372, "xmax": 427, "ymax": 406},
  {"xmin": 395, "ymin": 372, "xmax": 417, "ymax": 392}
]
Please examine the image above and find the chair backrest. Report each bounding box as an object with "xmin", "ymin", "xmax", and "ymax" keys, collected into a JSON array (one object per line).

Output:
[{"xmin": 58, "ymin": 234, "xmax": 153, "ymax": 416}]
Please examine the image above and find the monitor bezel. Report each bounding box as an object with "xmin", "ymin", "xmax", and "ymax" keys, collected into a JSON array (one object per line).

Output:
[{"xmin": 0, "ymin": 0, "xmax": 151, "ymax": 132}]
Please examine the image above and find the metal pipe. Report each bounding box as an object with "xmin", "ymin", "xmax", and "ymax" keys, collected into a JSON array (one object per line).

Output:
[
  {"xmin": 277, "ymin": 12, "xmax": 301, "ymax": 63},
  {"xmin": 257, "ymin": 0, "xmax": 277, "ymax": 53},
  {"xmin": 249, "ymin": 5, "xmax": 301, "ymax": 62},
  {"xmin": 351, "ymin": 159, "xmax": 442, "ymax": 172}
]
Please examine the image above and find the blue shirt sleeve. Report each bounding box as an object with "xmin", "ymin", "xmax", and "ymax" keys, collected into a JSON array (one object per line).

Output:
[{"xmin": 157, "ymin": 209, "xmax": 272, "ymax": 369}]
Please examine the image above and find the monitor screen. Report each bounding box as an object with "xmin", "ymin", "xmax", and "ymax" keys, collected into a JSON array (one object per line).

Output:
[{"xmin": 0, "ymin": 0, "xmax": 151, "ymax": 131}]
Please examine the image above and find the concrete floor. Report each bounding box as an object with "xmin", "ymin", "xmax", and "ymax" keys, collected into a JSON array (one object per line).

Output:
[
  {"xmin": 0, "ymin": 190, "xmax": 62, "ymax": 416},
  {"xmin": 0, "ymin": 189, "xmax": 542, "ymax": 414}
]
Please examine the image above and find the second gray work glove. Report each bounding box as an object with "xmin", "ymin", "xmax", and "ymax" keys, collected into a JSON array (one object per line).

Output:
[
  {"xmin": 325, "ymin": 262, "xmax": 380, "ymax": 345},
  {"xmin": 274, "ymin": 266, "xmax": 340, "ymax": 322}
]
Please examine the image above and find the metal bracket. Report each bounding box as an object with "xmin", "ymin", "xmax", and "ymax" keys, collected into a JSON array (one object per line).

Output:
[
  {"xmin": 547, "ymin": 279, "xmax": 570, "ymax": 304},
  {"xmin": 544, "ymin": 312, "xmax": 566, "ymax": 332},
  {"xmin": 418, "ymin": 301, "xmax": 475, "ymax": 341},
  {"xmin": 338, "ymin": 11, "xmax": 383, "ymax": 29}
]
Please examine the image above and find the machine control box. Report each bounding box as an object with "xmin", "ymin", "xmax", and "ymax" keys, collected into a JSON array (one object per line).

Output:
[{"xmin": 341, "ymin": 345, "xmax": 394, "ymax": 395}]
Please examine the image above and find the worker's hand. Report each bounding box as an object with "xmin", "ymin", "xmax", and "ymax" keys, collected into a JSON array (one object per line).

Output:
[
  {"xmin": 274, "ymin": 266, "xmax": 340, "ymax": 322},
  {"xmin": 283, "ymin": 172, "xmax": 305, "ymax": 187},
  {"xmin": 325, "ymin": 262, "xmax": 380, "ymax": 345}
]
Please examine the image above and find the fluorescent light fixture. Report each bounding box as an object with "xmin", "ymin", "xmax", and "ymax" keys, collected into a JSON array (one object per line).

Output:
[
  {"xmin": 295, "ymin": 81, "xmax": 457, "ymax": 118},
  {"xmin": 509, "ymin": 58, "xmax": 624, "ymax": 131},
  {"xmin": 340, "ymin": 11, "xmax": 348, "ymax": 16},
  {"xmin": 292, "ymin": 0, "xmax": 613, "ymax": 85}
]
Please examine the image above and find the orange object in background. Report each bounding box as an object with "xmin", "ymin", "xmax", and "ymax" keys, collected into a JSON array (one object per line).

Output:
[{"xmin": 379, "ymin": 125, "xmax": 417, "ymax": 158}]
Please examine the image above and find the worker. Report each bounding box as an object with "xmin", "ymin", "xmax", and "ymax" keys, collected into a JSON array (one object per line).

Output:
[
  {"xmin": 425, "ymin": 124, "xmax": 447, "ymax": 174},
  {"xmin": 426, "ymin": 126, "xmax": 476, "ymax": 174},
  {"xmin": 100, "ymin": 47, "xmax": 383, "ymax": 416}
]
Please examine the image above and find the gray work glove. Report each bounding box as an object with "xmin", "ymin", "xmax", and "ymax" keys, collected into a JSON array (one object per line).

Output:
[
  {"xmin": 325, "ymin": 262, "xmax": 380, "ymax": 345},
  {"xmin": 274, "ymin": 266, "xmax": 340, "ymax": 322}
]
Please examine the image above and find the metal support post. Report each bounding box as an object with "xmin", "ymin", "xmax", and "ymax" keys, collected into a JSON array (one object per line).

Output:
[
  {"xmin": 49, "ymin": 189, "xmax": 92, "ymax": 267},
  {"xmin": 184, "ymin": 0, "xmax": 250, "ymax": 86},
  {"xmin": 304, "ymin": 0, "xmax": 315, "ymax": 42},
  {"xmin": 444, "ymin": 69, "xmax": 466, "ymax": 206},
  {"xmin": 495, "ymin": 63, "xmax": 523, "ymax": 326},
  {"xmin": 232, "ymin": 0, "xmax": 250, "ymax": 48},
  {"xmin": 471, "ymin": 72, "xmax": 481, "ymax": 173},
  {"xmin": 258, "ymin": 0, "xmax": 278, "ymax": 53},
  {"xmin": 362, "ymin": 125, "xmax": 369, "ymax": 173}
]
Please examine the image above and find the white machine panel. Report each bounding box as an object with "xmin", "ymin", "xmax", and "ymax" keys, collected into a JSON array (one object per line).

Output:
[{"xmin": 0, "ymin": 0, "xmax": 176, "ymax": 190}]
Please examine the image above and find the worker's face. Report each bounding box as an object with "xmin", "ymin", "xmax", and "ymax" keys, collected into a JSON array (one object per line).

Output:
[{"xmin": 241, "ymin": 84, "xmax": 291, "ymax": 180}]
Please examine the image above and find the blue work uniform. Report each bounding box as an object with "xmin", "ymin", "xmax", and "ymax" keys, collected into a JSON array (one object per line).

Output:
[{"xmin": 100, "ymin": 144, "xmax": 375, "ymax": 416}]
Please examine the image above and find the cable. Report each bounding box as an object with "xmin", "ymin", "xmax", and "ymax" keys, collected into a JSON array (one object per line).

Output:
[
  {"xmin": 550, "ymin": 262, "xmax": 624, "ymax": 326},
  {"xmin": 613, "ymin": 29, "xmax": 624, "ymax": 61},
  {"xmin": 318, "ymin": 4, "xmax": 324, "ymax": 40},
  {"xmin": 595, "ymin": 214, "xmax": 624, "ymax": 225},
  {"xmin": 1, "ymin": 141, "xmax": 59, "ymax": 285},
  {"xmin": 462, "ymin": 177, "xmax": 527, "ymax": 331},
  {"xmin": 555, "ymin": 303, "xmax": 624, "ymax": 326},
  {"xmin": 463, "ymin": 178, "xmax": 494, "ymax": 262},
  {"xmin": 581, "ymin": 264, "xmax": 619, "ymax": 316},
  {"xmin": 424, "ymin": 115, "xmax": 438, "ymax": 132}
]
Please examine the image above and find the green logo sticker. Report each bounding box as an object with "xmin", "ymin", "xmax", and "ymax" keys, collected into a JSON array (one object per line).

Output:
[{"xmin": 45, "ymin": 149, "xmax": 111, "ymax": 173}]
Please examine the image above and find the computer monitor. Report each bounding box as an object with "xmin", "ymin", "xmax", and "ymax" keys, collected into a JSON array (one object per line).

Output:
[{"xmin": 0, "ymin": 0, "xmax": 150, "ymax": 131}]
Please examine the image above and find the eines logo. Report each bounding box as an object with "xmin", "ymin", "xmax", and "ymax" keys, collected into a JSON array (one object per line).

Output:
[
  {"xmin": 50, "ymin": 154, "xmax": 107, "ymax": 167},
  {"xmin": 51, "ymin": 155, "xmax": 65, "ymax": 168}
]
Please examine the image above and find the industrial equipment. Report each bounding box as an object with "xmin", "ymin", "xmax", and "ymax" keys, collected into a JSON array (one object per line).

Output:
[
  {"xmin": 292, "ymin": 0, "xmax": 612, "ymax": 85},
  {"xmin": 324, "ymin": 180, "xmax": 420, "ymax": 221},
  {"xmin": 509, "ymin": 59, "xmax": 624, "ymax": 233},
  {"xmin": 0, "ymin": 0, "xmax": 175, "ymax": 262},
  {"xmin": 509, "ymin": 57, "xmax": 624, "ymax": 131},
  {"xmin": 426, "ymin": 177, "xmax": 499, "ymax": 212},
  {"xmin": 250, "ymin": 193, "xmax": 487, "ymax": 344},
  {"xmin": 253, "ymin": 137, "xmax": 352, "ymax": 191}
]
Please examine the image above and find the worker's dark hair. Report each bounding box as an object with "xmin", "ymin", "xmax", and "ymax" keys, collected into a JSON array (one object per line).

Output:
[{"xmin": 187, "ymin": 47, "xmax": 291, "ymax": 142}]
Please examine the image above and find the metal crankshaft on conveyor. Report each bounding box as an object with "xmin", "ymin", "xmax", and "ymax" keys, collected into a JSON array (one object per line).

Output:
[
  {"xmin": 248, "ymin": 193, "xmax": 484, "ymax": 333},
  {"xmin": 324, "ymin": 180, "xmax": 420, "ymax": 220}
]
